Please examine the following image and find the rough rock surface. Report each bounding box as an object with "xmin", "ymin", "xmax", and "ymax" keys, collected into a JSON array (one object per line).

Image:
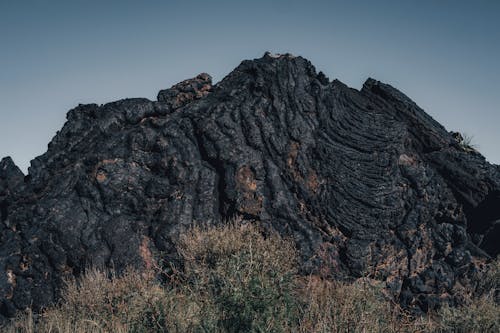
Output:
[{"xmin": 1, "ymin": 53, "xmax": 499, "ymax": 318}]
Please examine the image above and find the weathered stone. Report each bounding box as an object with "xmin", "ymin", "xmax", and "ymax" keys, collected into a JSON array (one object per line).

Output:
[
  {"xmin": 0, "ymin": 53, "xmax": 499, "ymax": 318},
  {"xmin": 157, "ymin": 73, "xmax": 212, "ymax": 108}
]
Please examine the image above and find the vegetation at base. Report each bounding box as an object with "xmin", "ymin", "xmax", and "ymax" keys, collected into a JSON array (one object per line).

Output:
[{"xmin": 3, "ymin": 221, "xmax": 499, "ymax": 333}]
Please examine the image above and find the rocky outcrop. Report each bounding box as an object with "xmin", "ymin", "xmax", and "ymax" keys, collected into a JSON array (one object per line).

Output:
[
  {"xmin": 0, "ymin": 158, "xmax": 24, "ymax": 223},
  {"xmin": 157, "ymin": 73, "xmax": 213, "ymax": 108},
  {"xmin": 1, "ymin": 53, "xmax": 499, "ymax": 318}
]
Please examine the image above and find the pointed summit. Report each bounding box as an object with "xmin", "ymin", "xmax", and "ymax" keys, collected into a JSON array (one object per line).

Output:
[
  {"xmin": 0, "ymin": 157, "xmax": 24, "ymax": 223},
  {"xmin": 215, "ymin": 52, "xmax": 328, "ymax": 96},
  {"xmin": 0, "ymin": 157, "xmax": 24, "ymax": 181}
]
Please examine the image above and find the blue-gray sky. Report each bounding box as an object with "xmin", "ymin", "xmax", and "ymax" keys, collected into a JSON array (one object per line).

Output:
[{"xmin": 1, "ymin": 0, "xmax": 499, "ymax": 173}]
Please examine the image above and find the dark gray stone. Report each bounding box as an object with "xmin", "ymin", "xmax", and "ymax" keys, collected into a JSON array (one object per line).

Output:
[{"xmin": 0, "ymin": 53, "xmax": 499, "ymax": 318}]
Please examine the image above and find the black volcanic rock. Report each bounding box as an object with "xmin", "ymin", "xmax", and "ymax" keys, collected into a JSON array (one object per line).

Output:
[
  {"xmin": 1, "ymin": 53, "xmax": 499, "ymax": 318},
  {"xmin": 0, "ymin": 157, "xmax": 24, "ymax": 223},
  {"xmin": 157, "ymin": 72, "xmax": 213, "ymax": 108}
]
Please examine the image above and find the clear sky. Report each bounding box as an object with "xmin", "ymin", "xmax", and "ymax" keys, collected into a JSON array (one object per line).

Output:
[{"xmin": 1, "ymin": 0, "xmax": 499, "ymax": 173}]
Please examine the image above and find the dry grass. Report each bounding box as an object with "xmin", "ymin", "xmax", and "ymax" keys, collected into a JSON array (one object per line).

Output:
[
  {"xmin": 5, "ymin": 268, "xmax": 165, "ymax": 333},
  {"xmin": 434, "ymin": 257, "xmax": 500, "ymax": 333},
  {"xmin": 436, "ymin": 294, "xmax": 499, "ymax": 333},
  {"xmin": 3, "ymin": 221, "xmax": 499, "ymax": 333},
  {"xmin": 297, "ymin": 276, "xmax": 438, "ymax": 333}
]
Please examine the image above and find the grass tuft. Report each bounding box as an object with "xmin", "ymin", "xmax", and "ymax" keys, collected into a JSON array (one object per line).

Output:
[{"xmin": 3, "ymin": 221, "xmax": 499, "ymax": 332}]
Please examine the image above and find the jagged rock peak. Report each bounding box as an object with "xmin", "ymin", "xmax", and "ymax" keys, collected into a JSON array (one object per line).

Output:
[
  {"xmin": 240, "ymin": 51, "xmax": 317, "ymax": 74},
  {"xmin": 0, "ymin": 157, "xmax": 24, "ymax": 223},
  {"xmin": 216, "ymin": 52, "xmax": 330, "ymax": 94},
  {"xmin": 0, "ymin": 157, "xmax": 23, "ymax": 179},
  {"xmin": 263, "ymin": 51, "xmax": 298, "ymax": 59},
  {"xmin": 157, "ymin": 72, "xmax": 213, "ymax": 108},
  {"xmin": 1, "ymin": 156, "xmax": 15, "ymax": 169}
]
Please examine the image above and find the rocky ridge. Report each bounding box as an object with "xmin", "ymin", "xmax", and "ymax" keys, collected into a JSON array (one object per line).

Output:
[{"xmin": 0, "ymin": 52, "xmax": 499, "ymax": 318}]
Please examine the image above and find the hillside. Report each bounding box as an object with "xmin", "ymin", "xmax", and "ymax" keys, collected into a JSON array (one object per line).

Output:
[{"xmin": 1, "ymin": 53, "xmax": 499, "ymax": 320}]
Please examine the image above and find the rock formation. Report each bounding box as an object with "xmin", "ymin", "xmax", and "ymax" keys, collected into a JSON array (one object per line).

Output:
[{"xmin": 1, "ymin": 53, "xmax": 499, "ymax": 318}]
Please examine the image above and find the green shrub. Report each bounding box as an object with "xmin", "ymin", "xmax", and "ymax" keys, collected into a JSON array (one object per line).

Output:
[
  {"xmin": 175, "ymin": 221, "xmax": 300, "ymax": 332},
  {"xmin": 3, "ymin": 221, "xmax": 499, "ymax": 333}
]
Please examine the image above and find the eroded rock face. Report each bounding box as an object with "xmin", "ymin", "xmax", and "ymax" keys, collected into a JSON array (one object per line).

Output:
[
  {"xmin": 1, "ymin": 53, "xmax": 499, "ymax": 318},
  {"xmin": 0, "ymin": 158, "xmax": 24, "ymax": 223},
  {"xmin": 157, "ymin": 73, "xmax": 212, "ymax": 108}
]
